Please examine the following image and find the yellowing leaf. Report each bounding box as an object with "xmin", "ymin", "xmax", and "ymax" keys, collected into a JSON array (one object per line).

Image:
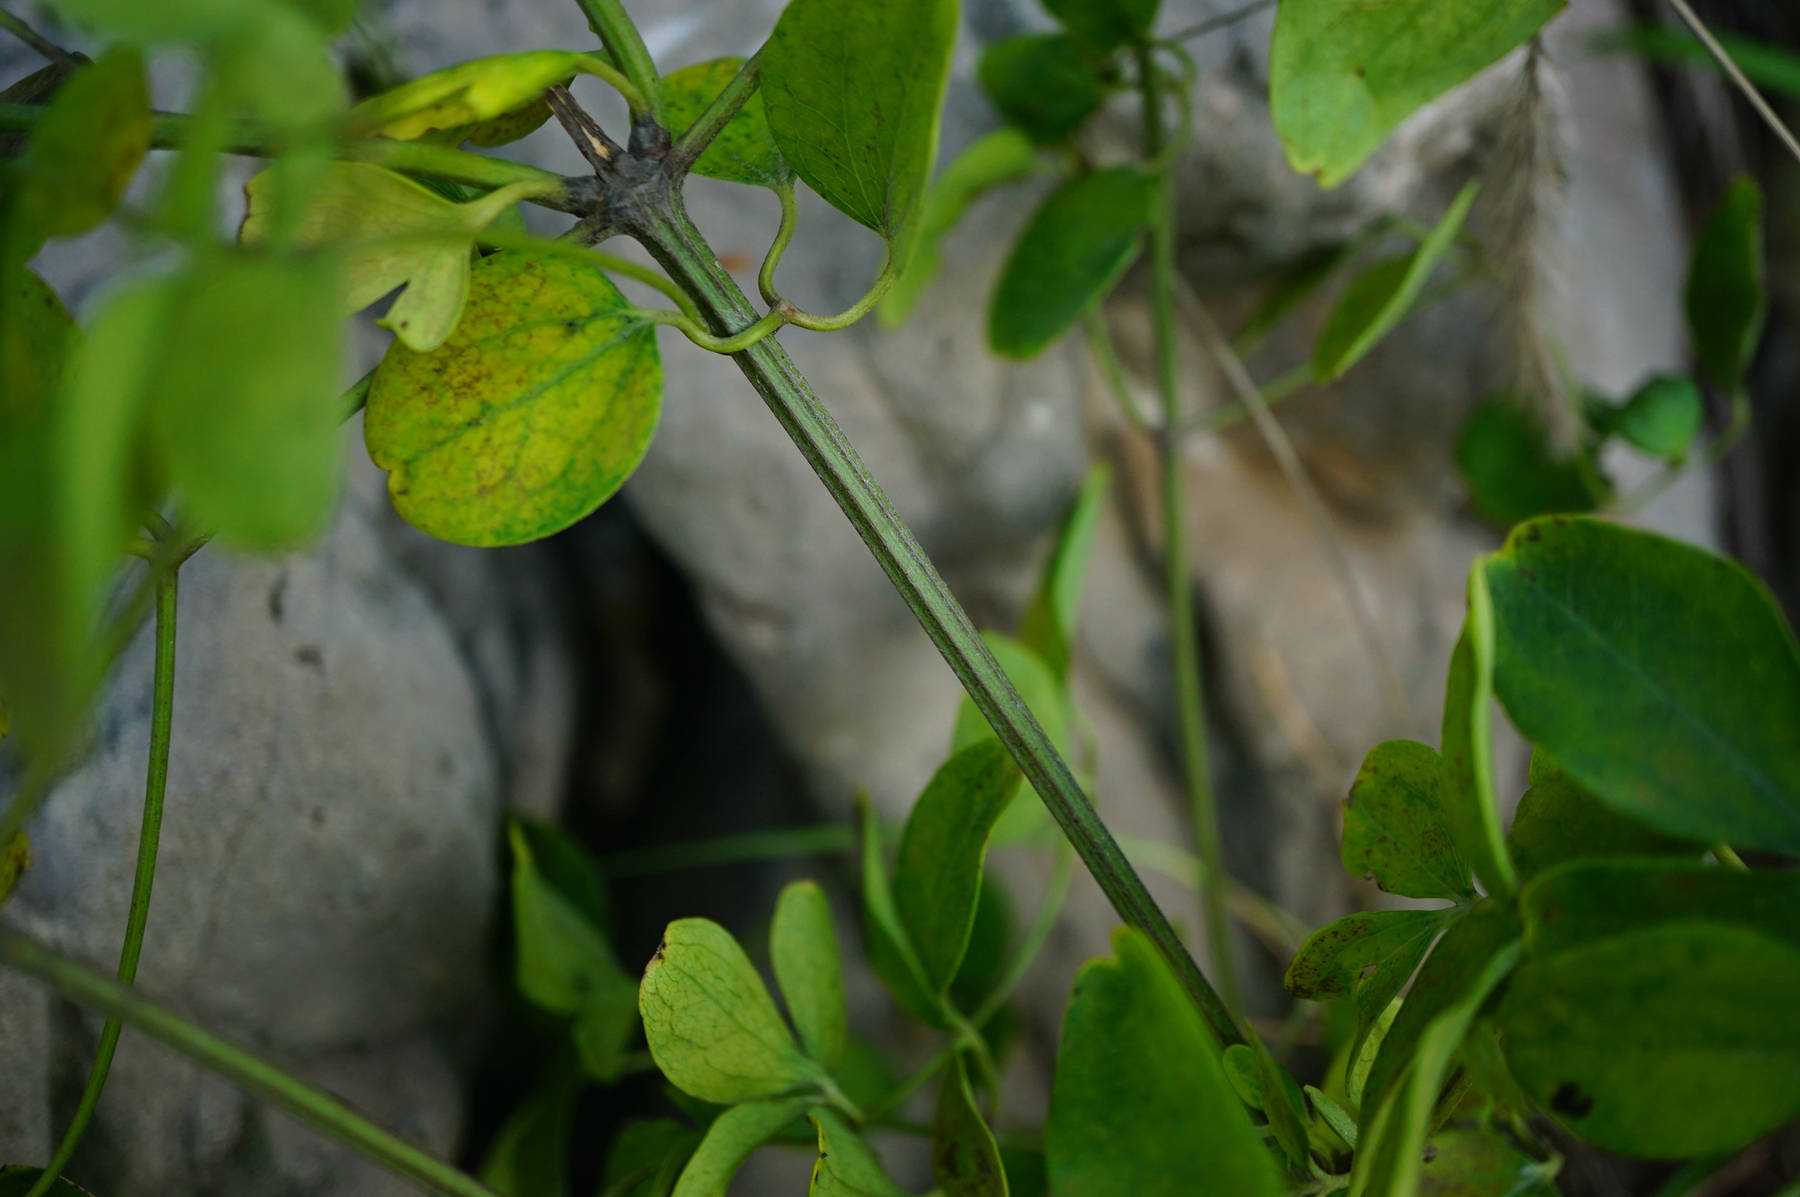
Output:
[
  {"xmin": 365, "ymin": 251, "xmax": 662, "ymax": 547},
  {"xmin": 346, "ymin": 51, "xmax": 583, "ymax": 143},
  {"xmin": 242, "ymin": 161, "xmax": 556, "ymax": 350}
]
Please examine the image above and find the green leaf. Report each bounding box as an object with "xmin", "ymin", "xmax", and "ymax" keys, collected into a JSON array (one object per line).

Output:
[
  {"xmin": 241, "ymin": 162, "xmax": 555, "ymax": 351},
  {"xmin": 1482, "ymin": 516, "xmax": 1800, "ymax": 853},
  {"xmin": 1314, "ymin": 181, "xmax": 1477, "ymax": 379},
  {"xmin": 1360, "ymin": 901, "xmax": 1519, "ymax": 1127},
  {"xmin": 1236, "ymin": 241, "xmax": 1367, "ymax": 355},
  {"xmin": 1045, "ymin": 0, "xmax": 1159, "ymax": 53},
  {"xmin": 1440, "ymin": 566, "xmax": 1519, "ymax": 899},
  {"xmin": 933, "ymin": 1054, "xmax": 1008, "ymax": 1197},
  {"xmin": 1455, "ymin": 398, "xmax": 1608, "ymax": 529},
  {"xmin": 478, "ymin": 1083, "xmax": 573, "ymax": 1197},
  {"xmin": 1597, "ymin": 374, "xmax": 1704, "ymax": 463},
  {"xmin": 1342, "ymin": 740, "xmax": 1475, "ymax": 901},
  {"xmin": 507, "ymin": 822, "xmax": 634, "ymax": 1017},
  {"xmin": 1284, "ymin": 909, "xmax": 1452, "ymax": 1077},
  {"xmin": 989, "ymin": 167, "xmax": 1153, "ymax": 359},
  {"xmin": 762, "ymin": 0, "xmax": 957, "ymax": 271},
  {"xmin": 1350, "ymin": 942, "xmax": 1523, "ymax": 1197},
  {"xmin": 771, "ymin": 880, "xmax": 849, "ymax": 1070},
  {"xmin": 1684, "ymin": 176, "xmax": 1765, "ymax": 393},
  {"xmin": 641, "ymin": 918, "xmax": 826, "ymax": 1104},
  {"xmin": 1048, "ymin": 927, "xmax": 1283, "ymax": 1197},
  {"xmin": 0, "ymin": 831, "xmax": 27, "ymax": 907},
  {"xmin": 661, "ymin": 58, "xmax": 791, "ymax": 189},
  {"xmin": 365, "ymin": 250, "xmax": 662, "ymax": 547},
  {"xmin": 1305, "ymin": 1085, "xmax": 1359, "ymax": 1152},
  {"xmin": 951, "ymin": 634, "xmax": 1070, "ymax": 757},
  {"xmin": 601, "ymin": 1119, "xmax": 702, "ymax": 1197},
  {"xmin": 1233, "ymin": 1027, "xmax": 1312, "ymax": 1173},
  {"xmin": 1505, "ymin": 751, "xmax": 1700, "ymax": 881},
  {"xmin": 978, "ymin": 35, "xmax": 1113, "ymax": 147},
  {"xmin": 948, "ymin": 871, "xmax": 1014, "ymax": 1018},
  {"xmin": 857, "ymin": 792, "xmax": 939, "ymax": 1025},
  {"xmin": 150, "ymin": 255, "xmax": 345, "ymax": 552},
  {"xmin": 808, "ymin": 1107, "xmax": 909, "ymax": 1197},
  {"xmin": 671, "ymin": 1096, "xmax": 813, "ymax": 1197},
  {"xmin": 893, "ymin": 740, "xmax": 1024, "ymax": 992},
  {"xmin": 1414, "ymin": 1127, "xmax": 1558, "ymax": 1196},
  {"xmin": 1018, "ymin": 464, "xmax": 1110, "ymax": 682},
  {"xmin": 1496, "ymin": 923, "xmax": 1800, "ymax": 1158},
  {"xmin": 882, "ymin": 127, "xmax": 1042, "ymax": 327},
  {"xmin": 11, "ymin": 47, "xmax": 149, "ymax": 249},
  {"xmin": 345, "ymin": 51, "xmax": 582, "ymax": 143},
  {"xmin": 1270, "ymin": 0, "xmax": 1564, "ymax": 187},
  {"xmin": 0, "ymin": 1167, "xmax": 95, "ymax": 1196},
  {"xmin": 1519, "ymin": 858, "xmax": 1800, "ymax": 958}
]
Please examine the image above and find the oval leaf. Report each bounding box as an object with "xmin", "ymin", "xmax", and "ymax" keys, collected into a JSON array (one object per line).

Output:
[
  {"xmin": 978, "ymin": 35, "xmax": 1113, "ymax": 147},
  {"xmin": 661, "ymin": 58, "xmax": 791, "ymax": 189},
  {"xmin": 1519, "ymin": 858, "xmax": 1800, "ymax": 958},
  {"xmin": 365, "ymin": 250, "xmax": 662, "ymax": 547},
  {"xmin": 1455, "ymin": 397, "xmax": 1608, "ymax": 529},
  {"xmin": 1505, "ymin": 752, "xmax": 1700, "ymax": 881},
  {"xmin": 346, "ymin": 51, "xmax": 582, "ymax": 142},
  {"xmin": 1684, "ymin": 175, "xmax": 1765, "ymax": 394},
  {"xmin": 989, "ymin": 167, "xmax": 1153, "ymax": 359},
  {"xmin": 809, "ymin": 1107, "xmax": 909, "ymax": 1197},
  {"xmin": 1271, "ymin": 0, "xmax": 1564, "ymax": 187},
  {"xmin": 671, "ymin": 1096, "xmax": 813, "ymax": 1197},
  {"xmin": 13, "ymin": 47, "xmax": 149, "ymax": 249},
  {"xmin": 762, "ymin": 0, "xmax": 958, "ymax": 269},
  {"xmin": 641, "ymin": 918, "xmax": 824, "ymax": 1104},
  {"xmin": 1342, "ymin": 739, "xmax": 1475, "ymax": 901},
  {"xmin": 1496, "ymin": 923, "xmax": 1800, "ymax": 1159},
  {"xmin": 1603, "ymin": 374, "xmax": 1704, "ymax": 463},
  {"xmin": 1045, "ymin": 0, "xmax": 1159, "ymax": 53},
  {"xmin": 934, "ymin": 1054, "xmax": 1008, "ymax": 1197},
  {"xmin": 1048, "ymin": 927, "xmax": 1283, "ymax": 1197},
  {"xmin": 603, "ymin": 1119, "xmax": 702, "ymax": 1197},
  {"xmin": 1482, "ymin": 516, "xmax": 1800, "ymax": 854},
  {"xmin": 771, "ymin": 879, "xmax": 849, "ymax": 1070}
]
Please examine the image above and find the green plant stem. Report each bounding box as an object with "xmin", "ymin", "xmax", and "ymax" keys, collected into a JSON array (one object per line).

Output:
[
  {"xmin": 669, "ymin": 48, "xmax": 762, "ymax": 174},
  {"xmin": 572, "ymin": 53, "xmax": 650, "ymax": 117},
  {"xmin": 759, "ymin": 181, "xmax": 799, "ymax": 306},
  {"xmin": 1084, "ymin": 309, "xmax": 1158, "ymax": 431},
  {"xmin": 599, "ymin": 824, "xmax": 855, "ymax": 877},
  {"xmin": 24, "ymin": 566, "xmax": 180, "ymax": 1197},
  {"xmin": 1137, "ymin": 40, "xmax": 1243, "ymax": 1022},
  {"xmin": 1666, "ymin": 0, "xmax": 1800, "ymax": 167},
  {"xmin": 627, "ymin": 193, "xmax": 1242, "ymax": 1050},
  {"xmin": 0, "ymin": 8, "xmax": 75, "ymax": 65},
  {"xmin": 1165, "ymin": 0, "xmax": 1278, "ymax": 43},
  {"xmin": 1196, "ymin": 362, "xmax": 1312, "ymax": 434},
  {"xmin": 572, "ymin": 0, "xmax": 662, "ymax": 120},
  {"xmin": 0, "ymin": 927, "xmax": 499, "ymax": 1197},
  {"xmin": 771, "ymin": 259, "xmax": 898, "ymax": 332},
  {"xmin": 630, "ymin": 305, "xmax": 788, "ymax": 353}
]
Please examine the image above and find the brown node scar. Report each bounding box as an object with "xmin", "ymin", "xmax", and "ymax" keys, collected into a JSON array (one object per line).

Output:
[{"xmin": 545, "ymin": 84, "xmax": 624, "ymax": 174}]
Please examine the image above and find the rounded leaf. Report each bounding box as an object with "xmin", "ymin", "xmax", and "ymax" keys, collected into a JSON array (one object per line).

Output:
[
  {"xmin": 1341, "ymin": 739, "xmax": 1474, "ymax": 901},
  {"xmin": 978, "ymin": 35, "xmax": 1112, "ymax": 147},
  {"xmin": 365, "ymin": 251, "xmax": 662, "ymax": 547},
  {"xmin": 661, "ymin": 58, "xmax": 791, "ymax": 189}
]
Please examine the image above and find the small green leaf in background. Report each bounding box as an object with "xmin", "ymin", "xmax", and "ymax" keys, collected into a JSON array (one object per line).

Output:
[
  {"xmin": 1414, "ymin": 1127, "xmax": 1558, "ymax": 1196},
  {"xmin": 345, "ymin": 51, "xmax": 581, "ymax": 143},
  {"xmin": 951, "ymin": 634, "xmax": 1070, "ymax": 757},
  {"xmin": 1359, "ymin": 900, "xmax": 1519, "ymax": 1125},
  {"xmin": 978, "ymin": 35, "xmax": 1113, "ymax": 146},
  {"xmin": 1519, "ymin": 858, "xmax": 1800, "ymax": 957},
  {"xmin": 1228, "ymin": 1028, "xmax": 1312, "ymax": 1173},
  {"xmin": 1046, "ymin": 0, "xmax": 1159, "ymax": 53},
  {"xmin": 1018, "ymin": 464, "xmax": 1110, "ymax": 682},
  {"xmin": 670, "ymin": 1096, "xmax": 813, "ymax": 1197},
  {"xmin": 1236, "ymin": 240, "xmax": 1368, "ymax": 356},
  {"xmin": 894, "ymin": 740, "xmax": 1024, "ymax": 992},
  {"xmin": 10, "ymin": 47, "xmax": 150, "ymax": 251},
  {"xmin": 1482, "ymin": 516, "xmax": 1800, "ymax": 854},
  {"xmin": 1497, "ymin": 923, "xmax": 1800, "ymax": 1159},
  {"xmin": 1306, "ymin": 1085, "xmax": 1359, "ymax": 1152},
  {"xmin": 1350, "ymin": 942, "xmax": 1522, "ymax": 1197},
  {"xmin": 770, "ymin": 880, "xmax": 849, "ymax": 1070},
  {"xmin": 1314, "ymin": 181, "xmax": 1477, "ymax": 379},
  {"xmin": 241, "ymin": 162, "xmax": 555, "ymax": 351},
  {"xmin": 150, "ymin": 256, "xmax": 346, "ymax": 552},
  {"xmin": 990, "ymin": 167, "xmax": 1154, "ymax": 359},
  {"xmin": 641, "ymin": 918, "xmax": 825, "ymax": 1104},
  {"xmin": 808, "ymin": 1107, "xmax": 909, "ymax": 1197},
  {"xmin": 601, "ymin": 1118, "xmax": 702, "ymax": 1197},
  {"xmin": 1455, "ymin": 397, "xmax": 1608, "ymax": 529},
  {"xmin": 882, "ymin": 127, "xmax": 1042, "ymax": 327},
  {"xmin": 762, "ymin": 0, "xmax": 957, "ymax": 272},
  {"xmin": 365, "ymin": 250, "xmax": 662, "ymax": 547},
  {"xmin": 1341, "ymin": 740, "xmax": 1475, "ymax": 902},
  {"xmin": 1591, "ymin": 24, "xmax": 1800, "ymax": 100},
  {"xmin": 1505, "ymin": 752, "xmax": 1699, "ymax": 881},
  {"xmin": 661, "ymin": 58, "xmax": 791, "ymax": 189},
  {"xmin": 1048, "ymin": 927, "xmax": 1283, "ymax": 1197},
  {"xmin": 0, "ymin": 1167, "xmax": 94, "ymax": 1196},
  {"xmin": 478, "ymin": 1083, "xmax": 573, "ymax": 1197},
  {"xmin": 934, "ymin": 1054, "xmax": 1008, "ymax": 1197},
  {"xmin": 1595, "ymin": 374, "xmax": 1704, "ymax": 463},
  {"xmin": 1284, "ymin": 908, "xmax": 1452, "ymax": 1082},
  {"xmin": 1684, "ymin": 175, "xmax": 1765, "ymax": 393},
  {"xmin": 1440, "ymin": 567, "xmax": 1519, "ymax": 900},
  {"xmin": 857, "ymin": 793, "xmax": 940, "ymax": 1025},
  {"xmin": 947, "ymin": 873, "xmax": 1015, "ymax": 1020},
  {"xmin": 1270, "ymin": 0, "xmax": 1563, "ymax": 187}
]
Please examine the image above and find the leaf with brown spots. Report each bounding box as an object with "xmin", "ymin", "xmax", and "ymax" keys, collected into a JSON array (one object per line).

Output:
[
  {"xmin": 1341, "ymin": 740, "xmax": 1475, "ymax": 902},
  {"xmin": 365, "ymin": 250, "xmax": 662, "ymax": 547},
  {"xmin": 1284, "ymin": 908, "xmax": 1452, "ymax": 1083}
]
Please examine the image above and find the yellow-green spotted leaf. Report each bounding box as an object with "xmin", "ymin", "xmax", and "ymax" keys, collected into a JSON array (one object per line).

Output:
[
  {"xmin": 242, "ymin": 161, "xmax": 556, "ymax": 351},
  {"xmin": 640, "ymin": 917, "xmax": 826, "ymax": 1104},
  {"xmin": 365, "ymin": 251, "xmax": 661, "ymax": 547},
  {"xmin": 346, "ymin": 51, "xmax": 583, "ymax": 143},
  {"xmin": 662, "ymin": 58, "xmax": 791, "ymax": 189}
]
